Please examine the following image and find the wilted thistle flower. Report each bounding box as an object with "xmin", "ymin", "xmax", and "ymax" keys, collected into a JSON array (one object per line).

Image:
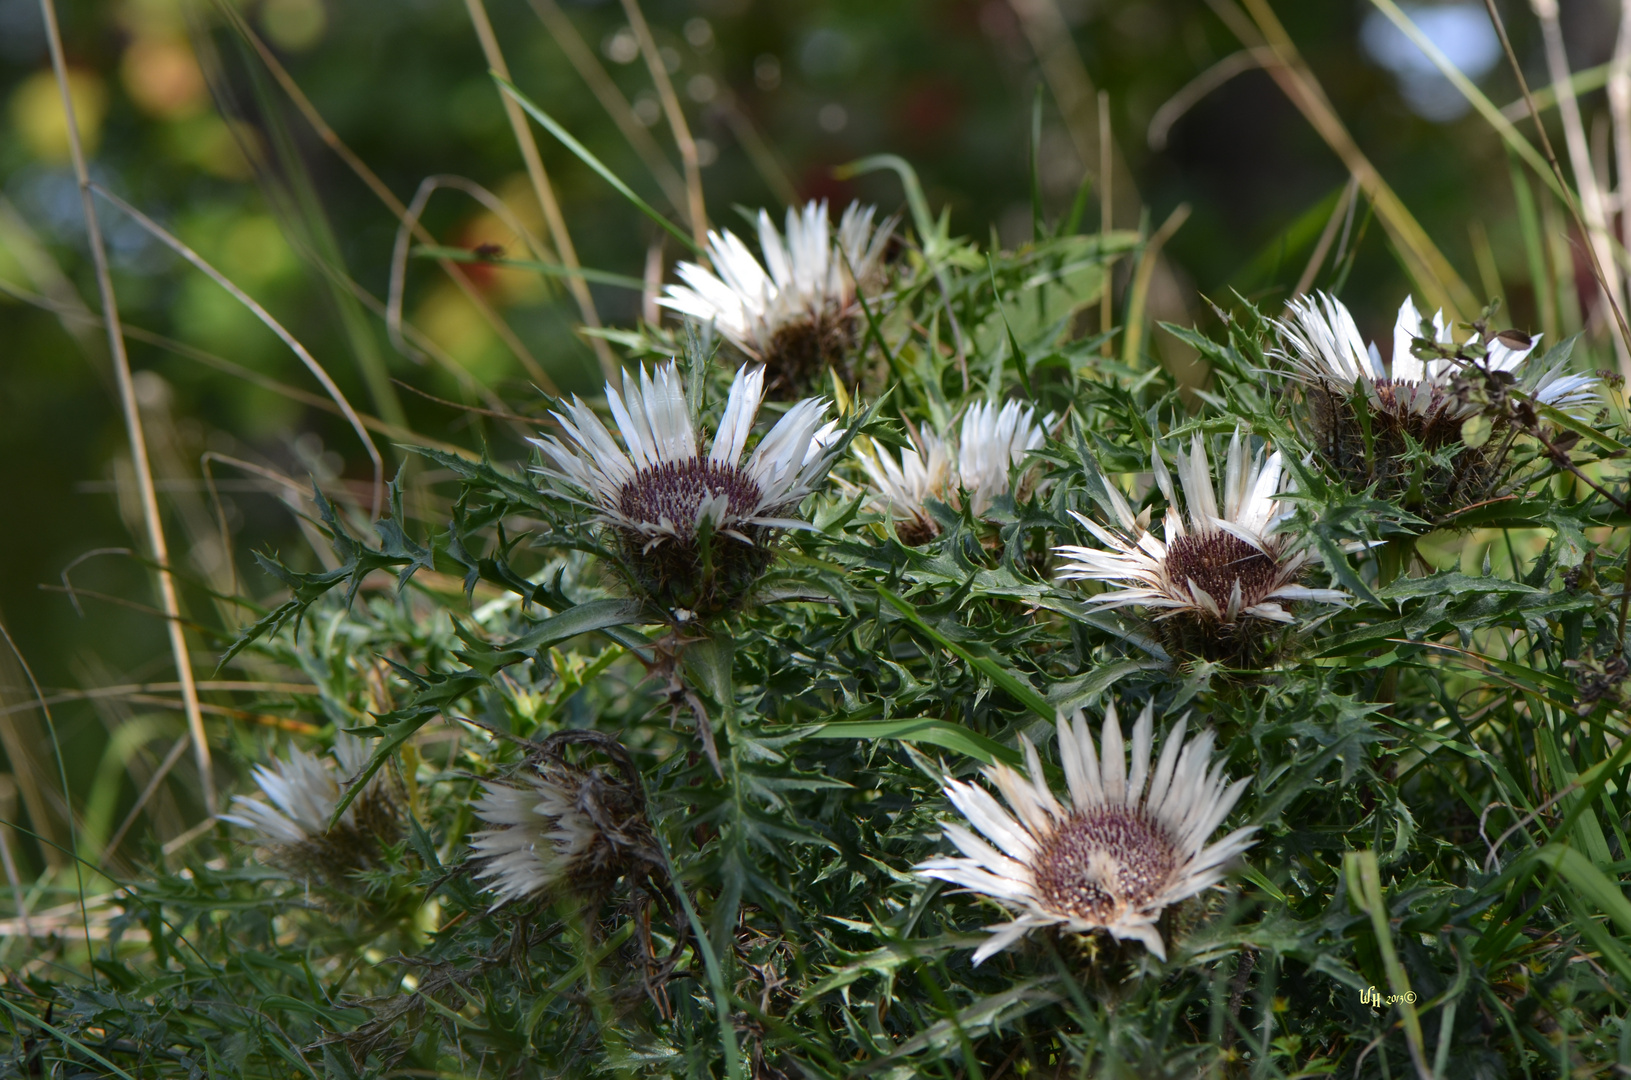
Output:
[
  {"xmin": 857, "ymin": 400, "xmax": 1050, "ymax": 544},
  {"xmin": 469, "ymin": 757, "xmax": 650, "ymax": 907},
  {"xmin": 916, "ymin": 703, "xmax": 1256, "ymax": 963},
  {"xmin": 532, "ymin": 360, "xmax": 840, "ymax": 617},
  {"xmin": 660, "ymin": 200, "xmax": 896, "ymax": 396},
  {"xmin": 222, "ymin": 733, "xmax": 398, "ymax": 881},
  {"xmin": 1274, "ymin": 292, "xmax": 1597, "ymax": 516},
  {"xmin": 1054, "ymin": 431, "xmax": 1345, "ymax": 663}
]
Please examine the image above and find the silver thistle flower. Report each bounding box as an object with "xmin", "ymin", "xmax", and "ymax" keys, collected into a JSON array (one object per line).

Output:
[
  {"xmin": 1273, "ymin": 291, "xmax": 1598, "ymax": 516},
  {"xmin": 660, "ymin": 200, "xmax": 895, "ymax": 395},
  {"xmin": 222, "ymin": 733, "xmax": 397, "ymax": 877},
  {"xmin": 469, "ymin": 759, "xmax": 649, "ymax": 907},
  {"xmin": 1054, "ymin": 431, "xmax": 1345, "ymax": 660},
  {"xmin": 1276, "ymin": 291, "xmax": 1596, "ymax": 416},
  {"xmin": 857, "ymin": 400, "xmax": 1050, "ymax": 543},
  {"xmin": 917, "ymin": 702, "xmax": 1257, "ymax": 964},
  {"xmin": 531, "ymin": 360, "xmax": 841, "ymax": 614}
]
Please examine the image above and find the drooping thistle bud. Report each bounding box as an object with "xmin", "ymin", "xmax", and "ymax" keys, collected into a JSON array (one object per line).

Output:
[
  {"xmin": 467, "ymin": 732, "xmax": 657, "ymax": 909},
  {"xmin": 222, "ymin": 732, "xmax": 400, "ymax": 884}
]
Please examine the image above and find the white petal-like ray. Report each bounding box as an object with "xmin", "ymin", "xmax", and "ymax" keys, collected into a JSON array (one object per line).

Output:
[{"xmin": 1274, "ymin": 291, "xmax": 1597, "ymax": 420}]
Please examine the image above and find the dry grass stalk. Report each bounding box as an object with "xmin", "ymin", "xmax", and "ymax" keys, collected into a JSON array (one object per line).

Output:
[
  {"xmin": 217, "ymin": 5, "xmax": 563, "ymax": 394},
  {"xmin": 37, "ymin": 0, "xmax": 216, "ymax": 815},
  {"xmin": 525, "ymin": 0, "xmax": 690, "ymax": 215},
  {"xmin": 91, "ymin": 185, "xmax": 385, "ymax": 519},
  {"xmin": 1217, "ymin": 0, "xmax": 1478, "ymax": 319},
  {"xmin": 463, "ymin": 0, "xmax": 621, "ymax": 382},
  {"xmin": 619, "ymin": 0, "xmax": 709, "ymax": 250},
  {"xmin": 1532, "ymin": 0, "xmax": 1631, "ymax": 376}
]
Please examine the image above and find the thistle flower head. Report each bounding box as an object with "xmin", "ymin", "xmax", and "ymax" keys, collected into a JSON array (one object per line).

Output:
[
  {"xmin": 1054, "ymin": 431, "xmax": 1345, "ymax": 661},
  {"xmin": 1273, "ymin": 292, "xmax": 1599, "ymax": 516},
  {"xmin": 660, "ymin": 200, "xmax": 896, "ymax": 396},
  {"xmin": 857, "ymin": 400, "xmax": 1050, "ymax": 543},
  {"xmin": 469, "ymin": 757, "xmax": 649, "ymax": 908},
  {"xmin": 222, "ymin": 733, "xmax": 398, "ymax": 880},
  {"xmin": 1277, "ymin": 291, "xmax": 1595, "ymax": 413},
  {"xmin": 532, "ymin": 360, "xmax": 841, "ymax": 615},
  {"xmin": 916, "ymin": 702, "xmax": 1256, "ymax": 963}
]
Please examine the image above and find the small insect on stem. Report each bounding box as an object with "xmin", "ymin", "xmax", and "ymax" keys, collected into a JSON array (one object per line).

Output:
[{"xmin": 471, "ymin": 242, "xmax": 506, "ymax": 261}]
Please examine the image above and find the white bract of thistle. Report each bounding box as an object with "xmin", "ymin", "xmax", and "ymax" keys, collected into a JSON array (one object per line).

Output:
[
  {"xmin": 1276, "ymin": 291, "xmax": 1597, "ymax": 413},
  {"xmin": 917, "ymin": 703, "xmax": 1257, "ymax": 963},
  {"xmin": 221, "ymin": 733, "xmax": 371, "ymax": 844},
  {"xmin": 858, "ymin": 400, "xmax": 1049, "ymax": 537},
  {"xmin": 1055, "ymin": 431, "xmax": 1346, "ymax": 625},
  {"xmin": 469, "ymin": 766, "xmax": 600, "ymax": 906},
  {"xmin": 531, "ymin": 361, "xmax": 840, "ymax": 548},
  {"xmin": 659, "ymin": 200, "xmax": 894, "ymax": 361}
]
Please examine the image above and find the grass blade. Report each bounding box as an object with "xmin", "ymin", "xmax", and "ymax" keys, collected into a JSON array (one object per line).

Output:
[{"xmin": 497, "ymin": 74, "xmax": 701, "ymax": 254}]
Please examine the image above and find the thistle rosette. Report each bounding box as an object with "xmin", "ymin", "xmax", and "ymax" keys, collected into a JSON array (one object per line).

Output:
[
  {"xmin": 222, "ymin": 733, "xmax": 399, "ymax": 882},
  {"xmin": 857, "ymin": 400, "xmax": 1051, "ymax": 544},
  {"xmin": 660, "ymin": 199, "xmax": 896, "ymax": 396},
  {"xmin": 1054, "ymin": 431, "xmax": 1345, "ymax": 662},
  {"xmin": 917, "ymin": 702, "xmax": 1256, "ymax": 964},
  {"xmin": 532, "ymin": 360, "xmax": 841, "ymax": 617},
  {"xmin": 1273, "ymin": 291, "xmax": 1598, "ymax": 516}
]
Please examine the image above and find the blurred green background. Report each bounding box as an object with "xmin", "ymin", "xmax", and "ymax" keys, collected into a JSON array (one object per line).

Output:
[{"xmin": 0, "ymin": 0, "xmax": 1616, "ymax": 870}]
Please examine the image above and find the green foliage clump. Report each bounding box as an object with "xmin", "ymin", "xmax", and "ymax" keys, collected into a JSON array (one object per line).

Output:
[{"xmin": 8, "ymin": 177, "xmax": 1631, "ymax": 1080}]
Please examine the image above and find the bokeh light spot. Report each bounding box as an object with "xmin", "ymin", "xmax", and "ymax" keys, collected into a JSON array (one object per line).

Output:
[
  {"xmin": 260, "ymin": 0, "xmax": 328, "ymax": 52},
  {"xmin": 9, "ymin": 68, "xmax": 107, "ymax": 162}
]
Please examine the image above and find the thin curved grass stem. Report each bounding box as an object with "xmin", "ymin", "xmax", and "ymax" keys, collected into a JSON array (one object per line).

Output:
[
  {"xmin": 1530, "ymin": 0, "xmax": 1631, "ymax": 376},
  {"xmin": 463, "ymin": 0, "xmax": 621, "ymax": 382},
  {"xmin": 89, "ymin": 184, "xmax": 386, "ymax": 522},
  {"xmin": 524, "ymin": 0, "xmax": 690, "ymax": 214},
  {"xmin": 215, "ymin": 1, "xmax": 560, "ymax": 393},
  {"xmin": 388, "ymin": 174, "xmax": 559, "ymax": 395},
  {"xmin": 619, "ymin": 0, "xmax": 709, "ymax": 251},
  {"xmin": 37, "ymin": 0, "xmax": 216, "ymax": 818}
]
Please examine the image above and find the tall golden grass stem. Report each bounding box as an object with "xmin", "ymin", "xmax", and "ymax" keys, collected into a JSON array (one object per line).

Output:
[
  {"xmin": 38, "ymin": 0, "xmax": 215, "ymax": 816},
  {"xmin": 643, "ymin": 242, "xmax": 664, "ymax": 326},
  {"xmin": 1122, "ymin": 204, "xmax": 1191, "ymax": 366},
  {"xmin": 524, "ymin": 0, "xmax": 690, "ymax": 214},
  {"xmin": 462, "ymin": 0, "xmax": 620, "ymax": 382},
  {"xmin": 1294, "ymin": 178, "xmax": 1359, "ymax": 299},
  {"xmin": 1218, "ymin": 0, "xmax": 1478, "ymax": 319},
  {"xmin": 1099, "ymin": 90, "xmax": 1115, "ymax": 357},
  {"xmin": 1611, "ymin": 8, "xmax": 1631, "ymax": 256},
  {"xmin": 619, "ymin": 0, "xmax": 709, "ymax": 250},
  {"xmin": 1483, "ymin": 0, "xmax": 1631, "ymax": 377},
  {"xmin": 1531, "ymin": 0, "xmax": 1631, "ymax": 375}
]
